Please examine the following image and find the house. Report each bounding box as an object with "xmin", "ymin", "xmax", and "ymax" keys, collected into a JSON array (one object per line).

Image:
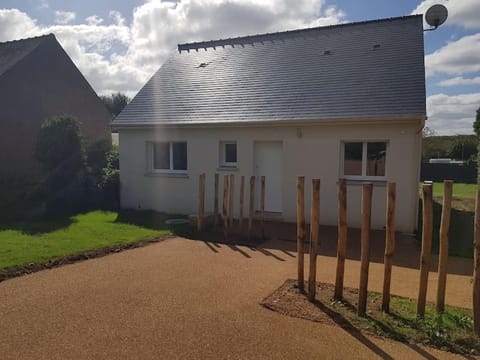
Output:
[
  {"xmin": 0, "ymin": 34, "xmax": 111, "ymax": 178},
  {"xmin": 113, "ymin": 15, "xmax": 426, "ymax": 232}
]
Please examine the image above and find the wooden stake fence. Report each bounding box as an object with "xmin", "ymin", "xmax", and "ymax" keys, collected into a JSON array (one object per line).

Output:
[
  {"xmin": 382, "ymin": 182, "xmax": 396, "ymax": 313},
  {"xmin": 239, "ymin": 176, "xmax": 245, "ymax": 228},
  {"xmin": 248, "ymin": 176, "xmax": 255, "ymax": 239},
  {"xmin": 297, "ymin": 176, "xmax": 305, "ymax": 292},
  {"xmin": 474, "ymin": 189, "xmax": 480, "ymax": 335},
  {"xmin": 213, "ymin": 173, "xmax": 219, "ymax": 229},
  {"xmin": 308, "ymin": 179, "xmax": 320, "ymax": 302},
  {"xmin": 202, "ymin": 173, "xmax": 480, "ymax": 330},
  {"xmin": 229, "ymin": 175, "xmax": 235, "ymax": 228},
  {"xmin": 417, "ymin": 183, "xmax": 433, "ymax": 318},
  {"xmin": 334, "ymin": 178, "xmax": 347, "ymax": 300},
  {"xmin": 260, "ymin": 176, "xmax": 265, "ymax": 239},
  {"xmin": 437, "ymin": 180, "xmax": 453, "ymax": 313},
  {"xmin": 223, "ymin": 175, "xmax": 229, "ymax": 238},
  {"xmin": 358, "ymin": 183, "xmax": 373, "ymax": 317},
  {"xmin": 197, "ymin": 173, "xmax": 206, "ymax": 232}
]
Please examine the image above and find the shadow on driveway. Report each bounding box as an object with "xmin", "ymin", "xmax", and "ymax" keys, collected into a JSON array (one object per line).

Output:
[{"xmin": 182, "ymin": 220, "xmax": 473, "ymax": 277}]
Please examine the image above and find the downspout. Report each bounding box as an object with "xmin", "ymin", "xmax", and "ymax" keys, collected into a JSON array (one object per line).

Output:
[{"xmin": 413, "ymin": 119, "xmax": 426, "ymax": 233}]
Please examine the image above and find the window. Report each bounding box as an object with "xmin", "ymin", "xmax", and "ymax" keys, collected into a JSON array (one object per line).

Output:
[
  {"xmin": 150, "ymin": 142, "xmax": 187, "ymax": 173},
  {"xmin": 342, "ymin": 141, "xmax": 386, "ymax": 179},
  {"xmin": 220, "ymin": 141, "xmax": 237, "ymax": 167}
]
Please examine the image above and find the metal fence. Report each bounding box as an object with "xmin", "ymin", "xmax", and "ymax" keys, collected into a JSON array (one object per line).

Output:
[{"xmin": 420, "ymin": 162, "xmax": 477, "ymax": 184}]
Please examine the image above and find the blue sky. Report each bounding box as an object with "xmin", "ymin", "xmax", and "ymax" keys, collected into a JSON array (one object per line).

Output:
[{"xmin": 1, "ymin": 0, "xmax": 479, "ymax": 134}]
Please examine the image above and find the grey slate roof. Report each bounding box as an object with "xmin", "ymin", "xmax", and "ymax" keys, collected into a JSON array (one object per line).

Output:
[
  {"xmin": 0, "ymin": 34, "xmax": 53, "ymax": 78},
  {"xmin": 114, "ymin": 15, "xmax": 426, "ymax": 127}
]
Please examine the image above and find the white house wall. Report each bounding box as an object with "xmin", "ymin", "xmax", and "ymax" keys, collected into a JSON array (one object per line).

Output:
[{"xmin": 118, "ymin": 121, "xmax": 422, "ymax": 232}]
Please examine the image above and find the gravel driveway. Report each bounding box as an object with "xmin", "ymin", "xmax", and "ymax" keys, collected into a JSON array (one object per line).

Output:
[{"xmin": 0, "ymin": 235, "xmax": 473, "ymax": 359}]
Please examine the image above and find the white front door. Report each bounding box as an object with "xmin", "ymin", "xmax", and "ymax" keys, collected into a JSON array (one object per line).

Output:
[{"xmin": 254, "ymin": 141, "xmax": 283, "ymax": 213}]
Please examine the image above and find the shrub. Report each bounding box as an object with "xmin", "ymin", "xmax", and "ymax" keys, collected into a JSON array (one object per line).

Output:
[
  {"xmin": 34, "ymin": 115, "xmax": 87, "ymax": 215},
  {"xmin": 0, "ymin": 171, "xmax": 37, "ymax": 221},
  {"xmin": 99, "ymin": 146, "xmax": 120, "ymax": 209},
  {"xmin": 35, "ymin": 115, "xmax": 86, "ymax": 174},
  {"xmin": 86, "ymin": 139, "xmax": 112, "ymax": 176}
]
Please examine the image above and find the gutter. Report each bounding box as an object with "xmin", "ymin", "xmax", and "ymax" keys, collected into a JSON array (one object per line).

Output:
[{"xmin": 111, "ymin": 115, "xmax": 427, "ymax": 131}]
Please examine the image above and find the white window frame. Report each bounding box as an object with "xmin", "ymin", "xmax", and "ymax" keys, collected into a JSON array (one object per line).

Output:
[
  {"xmin": 340, "ymin": 140, "xmax": 387, "ymax": 181},
  {"xmin": 148, "ymin": 141, "xmax": 188, "ymax": 174},
  {"xmin": 220, "ymin": 141, "xmax": 237, "ymax": 168}
]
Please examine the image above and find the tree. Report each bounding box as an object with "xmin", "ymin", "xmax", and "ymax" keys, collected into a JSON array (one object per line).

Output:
[
  {"xmin": 473, "ymin": 106, "xmax": 480, "ymax": 183},
  {"xmin": 35, "ymin": 115, "xmax": 87, "ymax": 211},
  {"xmin": 100, "ymin": 92, "xmax": 131, "ymax": 117},
  {"xmin": 473, "ymin": 106, "xmax": 480, "ymax": 136},
  {"xmin": 100, "ymin": 145, "xmax": 120, "ymax": 209},
  {"xmin": 423, "ymin": 126, "xmax": 436, "ymax": 137},
  {"xmin": 448, "ymin": 136, "xmax": 478, "ymax": 161},
  {"xmin": 35, "ymin": 115, "xmax": 85, "ymax": 172},
  {"xmin": 34, "ymin": 115, "xmax": 120, "ymax": 214}
]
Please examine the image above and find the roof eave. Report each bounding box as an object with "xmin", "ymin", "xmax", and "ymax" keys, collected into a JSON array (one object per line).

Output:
[{"xmin": 112, "ymin": 115, "xmax": 426, "ymax": 130}]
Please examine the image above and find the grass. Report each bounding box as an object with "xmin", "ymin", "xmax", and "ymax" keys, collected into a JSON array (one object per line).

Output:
[
  {"xmin": 360, "ymin": 293, "xmax": 477, "ymax": 354},
  {"xmin": 430, "ymin": 182, "xmax": 478, "ymax": 198},
  {"xmin": 0, "ymin": 210, "xmax": 184, "ymax": 270},
  {"xmin": 417, "ymin": 182, "xmax": 478, "ymax": 258},
  {"xmin": 344, "ymin": 291, "xmax": 478, "ymax": 354}
]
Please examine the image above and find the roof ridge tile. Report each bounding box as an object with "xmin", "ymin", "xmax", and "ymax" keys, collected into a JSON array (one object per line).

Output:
[
  {"xmin": 0, "ymin": 33, "xmax": 55, "ymax": 45},
  {"xmin": 178, "ymin": 15, "xmax": 422, "ymax": 52}
]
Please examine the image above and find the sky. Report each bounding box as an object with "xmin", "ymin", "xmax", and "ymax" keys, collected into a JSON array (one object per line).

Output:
[{"xmin": 0, "ymin": 0, "xmax": 479, "ymax": 135}]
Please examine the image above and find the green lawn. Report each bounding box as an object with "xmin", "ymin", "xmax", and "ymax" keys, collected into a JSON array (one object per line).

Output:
[
  {"xmin": 421, "ymin": 182, "xmax": 478, "ymax": 199},
  {"xmin": 0, "ymin": 210, "xmax": 177, "ymax": 269},
  {"xmin": 417, "ymin": 183, "xmax": 478, "ymax": 258}
]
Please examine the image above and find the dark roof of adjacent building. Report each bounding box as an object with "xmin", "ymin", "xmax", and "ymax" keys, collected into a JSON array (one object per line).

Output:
[
  {"xmin": 114, "ymin": 15, "xmax": 426, "ymax": 127},
  {"xmin": 0, "ymin": 34, "xmax": 54, "ymax": 78}
]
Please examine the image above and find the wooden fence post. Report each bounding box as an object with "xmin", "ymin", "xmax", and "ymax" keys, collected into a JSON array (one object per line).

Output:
[
  {"xmin": 308, "ymin": 179, "xmax": 320, "ymax": 302},
  {"xmin": 248, "ymin": 176, "xmax": 255, "ymax": 239},
  {"xmin": 228, "ymin": 174, "xmax": 235, "ymax": 228},
  {"xmin": 223, "ymin": 175, "xmax": 229, "ymax": 238},
  {"xmin": 358, "ymin": 183, "xmax": 373, "ymax": 317},
  {"xmin": 297, "ymin": 176, "xmax": 306, "ymax": 292},
  {"xmin": 239, "ymin": 176, "xmax": 245, "ymax": 229},
  {"xmin": 197, "ymin": 173, "xmax": 206, "ymax": 232},
  {"xmin": 437, "ymin": 180, "xmax": 453, "ymax": 313},
  {"xmin": 214, "ymin": 173, "xmax": 219, "ymax": 229},
  {"xmin": 260, "ymin": 176, "xmax": 266, "ymax": 239},
  {"xmin": 417, "ymin": 183, "xmax": 433, "ymax": 318},
  {"xmin": 474, "ymin": 189, "xmax": 480, "ymax": 335},
  {"xmin": 382, "ymin": 182, "xmax": 396, "ymax": 312},
  {"xmin": 334, "ymin": 178, "xmax": 347, "ymax": 300}
]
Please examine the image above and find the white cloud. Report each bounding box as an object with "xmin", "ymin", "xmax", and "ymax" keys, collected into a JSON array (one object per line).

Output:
[
  {"xmin": 0, "ymin": 1, "xmax": 345, "ymax": 96},
  {"xmin": 85, "ymin": 15, "xmax": 103, "ymax": 26},
  {"xmin": 109, "ymin": 10, "xmax": 126, "ymax": 26},
  {"xmin": 54, "ymin": 10, "xmax": 76, "ymax": 25},
  {"xmin": 412, "ymin": 0, "xmax": 480, "ymax": 29},
  {"xmin": 124, "ymin": 0, "xmax": 345, "ymax": 80},
  {"xmin": 38, "ymin": 0, "xmax": 49, "ymax": 9},
  {"xmin": 426, "ymin": 93, "xmax": 480, "ymax": 134},
  {"xmin": 425, "ymin": 33, "xmax": 480, "ymax": 77},
  {"xmin": 439, "ymin": 76, "xmax": 480, "ymax": 86},
  {"xmin": 0, "ymin": 9, "xmax": 37, "ymax": 42}
]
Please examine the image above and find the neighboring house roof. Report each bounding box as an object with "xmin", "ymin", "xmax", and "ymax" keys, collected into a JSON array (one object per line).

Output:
[
  {"xmin": 0, "ymin": 34, "xmax": 54, "ymax": 78},
  {"xmin": 114, "ymin": 15, "xmax": 426, "ymax": 127}
]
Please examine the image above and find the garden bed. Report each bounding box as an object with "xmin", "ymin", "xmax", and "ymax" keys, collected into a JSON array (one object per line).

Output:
[{"xmin": 261, "ymin": 279, "xmax": 478, "ymax": 355}]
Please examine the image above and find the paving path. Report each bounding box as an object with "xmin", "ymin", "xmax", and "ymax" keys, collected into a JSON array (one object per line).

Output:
[{"xmin": 0, "ymin": 236, "xmax": 475, "ymax": 359}]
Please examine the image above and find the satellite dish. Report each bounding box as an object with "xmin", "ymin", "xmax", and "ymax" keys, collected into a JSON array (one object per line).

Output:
[{"xmin": 425, "ymin": 4, "xmax": 448, "ymax": 29}]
